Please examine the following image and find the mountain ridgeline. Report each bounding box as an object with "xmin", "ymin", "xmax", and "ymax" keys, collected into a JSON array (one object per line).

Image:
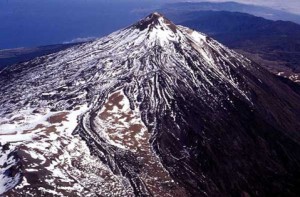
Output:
[
  {"xmin": 175, "ymin": 11, "xmax": 300, "ymax": 70},
  {"xmin": 1, "ymin": 13, "xmax": 300, "ymax": 196}
]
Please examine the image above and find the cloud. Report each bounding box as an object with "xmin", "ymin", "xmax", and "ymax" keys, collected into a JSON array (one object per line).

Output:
[{"xmin": 63, "ymin": 37, "xmax": 96, "ymax": 44}]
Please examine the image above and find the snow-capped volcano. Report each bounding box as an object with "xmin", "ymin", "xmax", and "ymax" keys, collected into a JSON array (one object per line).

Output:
[{"xmin": 1, "ymin": 13, "xmax": 300, "ymax": 196}]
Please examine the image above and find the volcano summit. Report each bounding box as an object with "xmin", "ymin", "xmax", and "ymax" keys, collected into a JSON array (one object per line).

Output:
[{"xmin": 1, "ymin": 13, "xmax": 300, "ymax": 196}]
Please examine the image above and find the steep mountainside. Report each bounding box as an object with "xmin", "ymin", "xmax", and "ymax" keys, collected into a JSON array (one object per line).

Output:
[
  {"xmin": 1, "ymin": 13, "xmax": 300, "ymax": 196},
  {"xmin": 160, "ymin": 10, "xmax": 300, "ymax": 83}
]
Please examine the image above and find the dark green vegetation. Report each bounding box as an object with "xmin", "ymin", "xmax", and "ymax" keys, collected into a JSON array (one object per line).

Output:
[
  {"xmin": 177, "ymin": 11, "xmax": 300, "ymax": 71},
  {"xmin": 0, "ymin": 43, "xmax": 78, "ymax": 69},
  {"xmin": 162, "ymin": 2, "xmax": 300, "ymax": 24},
  {"xmin": 157, "ymin": 9, "xmax": 300, "ymax": 81}
]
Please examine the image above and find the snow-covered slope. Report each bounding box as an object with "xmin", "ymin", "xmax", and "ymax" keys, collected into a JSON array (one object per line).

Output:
[{"xmin": 1, "ymin": 13, "xmax": 300, "ymax": 196}]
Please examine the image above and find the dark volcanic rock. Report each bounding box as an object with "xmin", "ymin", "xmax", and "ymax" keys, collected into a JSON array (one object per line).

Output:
[{"xmin": 1, "ymin": 13, "xmax": 300, "ymax": 196}]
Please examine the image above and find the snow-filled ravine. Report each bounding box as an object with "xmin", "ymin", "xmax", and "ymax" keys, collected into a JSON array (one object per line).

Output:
[{"xmin": 1, "ymin": 12, "xmax": 300, "ymax": 197}]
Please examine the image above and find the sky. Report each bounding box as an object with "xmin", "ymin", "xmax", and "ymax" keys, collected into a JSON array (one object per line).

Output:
[
  {"xmin": 186, "ymin": 0, "xmax": 300, "ymax": 14},
  {"xmin": 0, "ymin": 0, "xmax": 299, "ymax": 49},
  {"xmin": 0, "ymin": 0, "xmax": 161, "ymax": 49}
]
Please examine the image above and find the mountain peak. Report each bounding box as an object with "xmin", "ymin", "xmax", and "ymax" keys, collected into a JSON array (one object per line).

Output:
[
  {"xmin": 2, "ymin": 12, "xmax": 300, "ymax": 197},
  {"xmin": 149, "ymin": 12, "xmax": 163, "ymax": 18},
  {"xmin": 134, "ymin": 12, "xmax": 177, "ymax": 33}
]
